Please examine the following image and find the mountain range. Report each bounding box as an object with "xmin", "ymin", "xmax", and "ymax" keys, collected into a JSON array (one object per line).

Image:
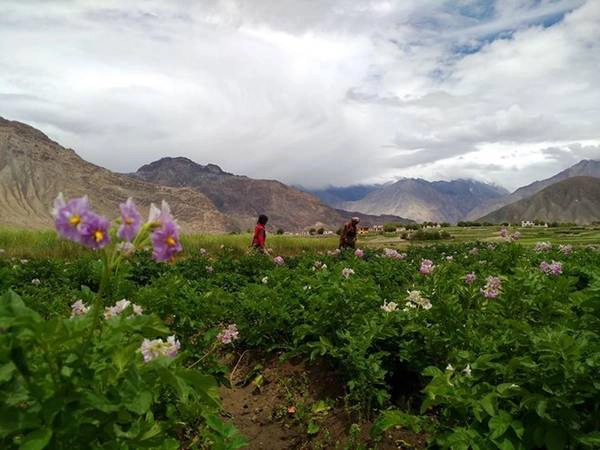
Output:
[
  {"xmin": 0, "ymin": 117, "xmax": 411, "ymax": 232},
  {"xmin": 312, "ymin": 179, "xmax": 509, "ymax": 223},
  {"xmin": 479, "ymin": 177, "xmax": 600, "ymax": 224},
  {"xmin": 465, "ymin": 159, "xmax": 600, "ymax": 220},
  {"xmin": 1, "ymin": 116, "xmax": 599, "ymax": 229}
]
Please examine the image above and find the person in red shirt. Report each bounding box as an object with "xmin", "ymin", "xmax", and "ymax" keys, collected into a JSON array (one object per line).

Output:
[{"xmin": 251, "ymin": 214, "xmax": 269, "ymax": 254}]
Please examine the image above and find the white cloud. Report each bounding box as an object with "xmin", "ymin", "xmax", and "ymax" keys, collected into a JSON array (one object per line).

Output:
[{"xmin": 0, "ymin": 0, "xmax": 598, "ymax": 189}]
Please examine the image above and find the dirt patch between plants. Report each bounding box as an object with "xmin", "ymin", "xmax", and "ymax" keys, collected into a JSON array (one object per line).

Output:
[{"xmin": 220, "ymin": 352, "xmax": 428, "ymax": 449}]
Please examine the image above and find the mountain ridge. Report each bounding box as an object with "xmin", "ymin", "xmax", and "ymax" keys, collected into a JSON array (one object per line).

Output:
[
  {"xmin": 466, "ymin": 159, "xmax": 600, "ymax": 220},
  {"xmin": 478, "ymin": 176, "xmax": 600, "ymax": 224}
]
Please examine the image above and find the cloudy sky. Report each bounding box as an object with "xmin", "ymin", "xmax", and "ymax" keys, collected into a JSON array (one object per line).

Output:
[{"xmin": 1, "ymin": 0, "xmax": 599, "ymax": 190}]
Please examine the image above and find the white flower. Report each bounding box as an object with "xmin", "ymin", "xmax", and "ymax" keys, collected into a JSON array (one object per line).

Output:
[
  {"xmin": 405, "ymin": 290, "xmax": 432, "ymax": 309},
  {"xmin": 20, "ymin": 259, "xmax": 29, "ymax": 264},
  {"xmin": 132, "ymin": 304, "xmax": 144, "ymax": 316},
  {"xmin": 261, "ymin": 276, "xmax": 269, "ymax": 284},
  {"xmin": 205, "ymin": 265, "xmax": 214, "ymax": 273},
  {"xmin": 446, "ymin": 364, "xmax": 454, "ymax": 372},
  {"xmin": 462, "ymin": 364, "xmax": 472, "ymax": 377},
  {"xmin": 31, "ymin": 278, "xmax": 41, "ymax": 286},
  {"xmin": 381, "ymin": 301, "xmax": 398, "ymax": 313},
  {"xmin": 70, "ymin": 299, "xmax": 89, "ymax": 318},
  {"xmin": 341, "ymin": 267, "xmax": 355, "ymax": 279},
  {"xmin": 116, "ymin": 241, "xmax": 136, "ymax": 256}
]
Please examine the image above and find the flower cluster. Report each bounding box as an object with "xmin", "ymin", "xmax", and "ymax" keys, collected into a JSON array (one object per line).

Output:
[
  {"xmin": 273, "ymin": 256, "xmax": 285, "ymax": 266},
  {"xmin": 469, "ymin": 247, "xmax": 479, "ymax": 255},
  {"xmin": 139, "ymin": 336, "xmax": 180, "ymax": 362},
  {"xmin": 500, "ymin": 228, "xmax": 521, "ymax": 242},
  {"xmin": 52, "ymin": 194, "xmax": 183, "ymax": 262},
  {"xmin": 405, "ymin": 290, "xmax": 432, "ymax": 310},
  {"xmin": 383, "ymin": 248, "xmax": 406, "ymax": 259},
  {"xmin": 464, "ymin": 272, "xmax": 476, "ymax": 285},
  {"xmin": 103, "ymin": 299, "xmax": 143, "ymax": 319},
  {"xmin": 419, "ymin": 259, "xmax": 435, "ymax": 275},
  {"xmin": 354, "ymin": 248, "xmax": 364, "ymax": 258},
  {"xmin": 535, "ymin": 241, "xmax": 552, "ymax": 253},
  {"xmin": 205, "ymin": 265, "xmax": 214, "ymax": 273},
  {"xmin": 558, "ymin": 244, "xmax": 573, "ymax": 255},
  {"xmin": 327, "ymin": 248, "xmax": 341, "ymax": 257},
  {"xmin": 216, "ymin": 324, "xmax": 240, "ymax": 344},
  {"xmin": 53, "ymin": 194, "xmax": 111, "ymax": 250},
  {"xmin": 342, "ymin": 267, "xmax": 355, "ymax": 279},
  {"xmin": 481, "ymin": 276, "xmax": 502, "ymax": 298},
  {"xmin": 261, "ymin": 276, "xmax": 269, "ymax": 284},
  {"xmin": 540, "ymin": 260, "xmax": 562, "ymax": 276},
  {"xmin": 70, "ymin": 299, "xmax": 90, "ymax": 318},
  {"xmin": 381, "ymin": 300, "xmax": 399, "ymax": 313},
  {"xmin": 149, "ymin": 201, "xmax": 183, "ymax": 262}
]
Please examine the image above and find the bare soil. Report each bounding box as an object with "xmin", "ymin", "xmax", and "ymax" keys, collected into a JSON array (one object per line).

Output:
[{"xmin": 220, "ymin": 351, "xmax": 428, "ymax": 449}]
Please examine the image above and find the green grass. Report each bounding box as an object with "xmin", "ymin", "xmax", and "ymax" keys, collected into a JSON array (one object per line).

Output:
[{"xmin": 1, "ymin": 225, "xmax": 599, "ymax": 259}]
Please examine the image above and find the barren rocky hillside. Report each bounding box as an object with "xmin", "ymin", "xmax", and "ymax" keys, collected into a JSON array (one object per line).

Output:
[{"xmin": 0, "ymin": 117, "xmax": 232, "ymax": 233}]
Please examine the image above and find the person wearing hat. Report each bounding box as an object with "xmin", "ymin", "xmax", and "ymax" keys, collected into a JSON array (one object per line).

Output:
[{"xmin": 339, "ymin": 217, "xmax": 360, "ymax": 249}]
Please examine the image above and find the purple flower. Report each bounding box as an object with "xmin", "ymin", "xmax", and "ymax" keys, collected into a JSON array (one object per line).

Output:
[
  {"xmin": 540, "ymin": 260, "xmax": 562, "ymax": 276},
  {"xmin": 464, "ymin": 272, "xmax": 476, "ymax": 285},
  {"xmin": 52, "ymin": 194, "xmax": 92, "ymax": 242},
  {"xmin": 510, "ymin": 231, "xmax": 521, "ymax": 241},
  {"xmin": 500, "ymin": 228, "xmax": 509, "ymax": 238},
  {"xmin": 118, "ymin": 198, "xmax": 141, "ymax": 242},
  {"xmin": 151, "ymin": 218, "xmax": 182, "ymax": 262},
  {"xmin": 535, "ymin": 241, "xmax": 552, "ymax": 253},
  {"xmin": 216, "ymin": 324, "xmax": 240, "ymax": 344},
  {"xmin": 79, "ymin": 213, "xmax": 111, "ymax": 250},
  {"xmin": 354, "ymin": 248, "xmax": 364, "ymax": 258},
  {"xmin": 273, "ymin": 256, "xmax": 285, "ymax": 266},
  {"xmin": 419, "ymin": 259, "xmax": 435, "ymax": 275},
  {"xmin": 383, "ymin": 248, "xmax": 406, "ymax": 260},
  {"xmin": 481, "ymin": 276, "xmax": 502, "ymax": 299}
]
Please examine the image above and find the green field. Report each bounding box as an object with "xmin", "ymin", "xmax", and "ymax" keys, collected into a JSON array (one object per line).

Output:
[{"xmin": 2, "ymin": 225, "xmax": 599, "ymax": 259}]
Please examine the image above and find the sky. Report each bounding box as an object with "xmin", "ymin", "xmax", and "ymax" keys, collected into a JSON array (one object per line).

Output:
[{"xmin": 1, "ymin": 0, "xmax": 599, "ymax": 191}]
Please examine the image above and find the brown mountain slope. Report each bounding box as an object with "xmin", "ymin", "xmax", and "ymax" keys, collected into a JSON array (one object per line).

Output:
[
  {"xmin": 130, "ymin": 157, "xmax": 413, "ymax": 232},
  {"xmin": 478, "ymin": 176, "xmax": 600, "ymax": 224},
  {"xmin": 0, "ymin": 117, "xmax": 231, "ymax": 232},
  {"xmin": 466, "ymin": 159, "xmax": 600, "ymax": 220}
]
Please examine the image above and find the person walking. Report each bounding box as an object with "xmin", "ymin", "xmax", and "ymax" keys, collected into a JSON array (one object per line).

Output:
[
  {"xmin": 339, "ymin": 217, "xmax": 360, "ymax": 249},
  {"xmin": 251, "ymin": 214, "xmax": 269, "ymax": 254}
]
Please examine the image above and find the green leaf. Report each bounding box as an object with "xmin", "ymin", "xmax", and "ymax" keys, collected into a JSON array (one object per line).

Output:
[
  {"xmin": 20, "ymin": 428, "xmax": 52, "ymax": 450},
  {"xmin": 307, "ymin": 422, "xmax": 320, "ymax": 435},
  {"xmin": 125, "ymin": 390, "xmax": 153, "ymax": 415},
  {"xmin": 480, "ymin": 393, "xmax": 496, "ymax": 417},
  {"xmin": 578, "ymin": 432, "xmax": 600, "ymax": 446},
  {"xmin": 489, "ymin": 411, "xmax": 512, "ymax": 440},
  {"xmin": 0, "ymin": 362, "xmax": 16, "ymax": 382},
  {"xmin": 311, "ymin": 400, "xmax": 331, "ymax": 414}
]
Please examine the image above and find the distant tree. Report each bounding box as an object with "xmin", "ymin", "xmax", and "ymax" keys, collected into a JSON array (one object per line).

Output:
[
  {"xmin": 309, "ymin": 228, "xmax": 316, "ymax": 235},
  {"xmin": 336, "ymin": 228, "xmax": 342, "ymax": 235},
  {"xmin": 440, "ymin": 222, "xmax": 451, "ymax": 227},
  {"xmin": 317, "ymin": 227, "xmax": 325, "ymax": 235},
  {"xmin": 276, "ymin": 228, "xmax": 284, "ymax": 235},
  {"xmin": 383, "ymin": 224, "xmax": 397, "ymax": 233}
]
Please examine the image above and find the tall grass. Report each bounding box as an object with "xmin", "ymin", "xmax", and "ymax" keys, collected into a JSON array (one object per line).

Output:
[
  {"xmin": 1, "ymin": 226, "xmax": 598, "ymax": 259},
  {"xmin": 0, "ymin": 228, "xmax": 339, "ymax": 259}
]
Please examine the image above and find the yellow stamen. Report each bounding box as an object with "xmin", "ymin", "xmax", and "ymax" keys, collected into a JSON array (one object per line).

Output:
[
  {"xmin": 94, "ymin": 230, "xmax": 104, "ymax": 242},
  {"xmin": 69, "ymin": 215, "xmax": 81, "ymax": 226},
  {"xmin": 165, "ymin": 236, "xmax": 177, "ymax": 247}
]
